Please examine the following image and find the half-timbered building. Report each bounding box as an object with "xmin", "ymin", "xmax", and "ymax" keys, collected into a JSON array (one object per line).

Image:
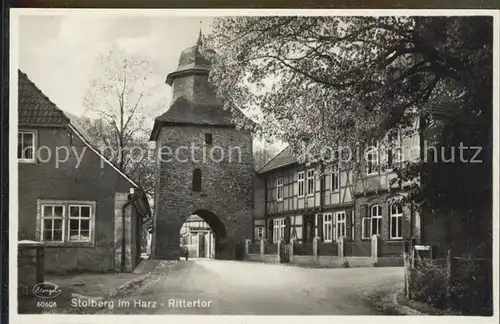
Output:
[{"xmin": 254, "ymin": 125, "xmax": 422, "ymax": 257}]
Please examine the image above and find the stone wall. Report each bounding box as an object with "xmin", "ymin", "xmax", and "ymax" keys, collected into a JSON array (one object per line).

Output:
[
  {"xmin": 244, "ymin": 237, "xmax": 402, "ymax": 268},
  {"xmin": 154, "ymin": 125, "xmax": 254, "ymax": 260}
]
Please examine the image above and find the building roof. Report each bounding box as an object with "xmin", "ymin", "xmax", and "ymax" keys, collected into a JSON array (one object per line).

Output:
[
  {"xmin": 154, "ymin": 96, "xmax": 236, "ymax": 127},
  {"xmin": 18, "ymin": 70, "xmax": 140, "ymax": 189},
  {"xmin": 150, "ymin": 33, "xmax": 251, "ymax": 140},
  {"xmin": 166, "ymin": 31, "xmax": 211, "ymax": 85},
  {"xmin": 257, "ymin": 146, "xmax": 298, "ymax": 174},
  {"xmin": 18, "ymin": 70, "xmax": 70, "ymax": 126}
]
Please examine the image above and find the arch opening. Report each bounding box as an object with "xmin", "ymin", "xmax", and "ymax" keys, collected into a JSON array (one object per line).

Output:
[{"xmin": 179, "ymin": 209, "xmax": 226, "ymax": 259}]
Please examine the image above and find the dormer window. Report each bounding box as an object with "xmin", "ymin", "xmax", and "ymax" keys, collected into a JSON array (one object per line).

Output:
[{"xmin": 205, "ymin": 133, "xmax": 213, "ymax": 145}]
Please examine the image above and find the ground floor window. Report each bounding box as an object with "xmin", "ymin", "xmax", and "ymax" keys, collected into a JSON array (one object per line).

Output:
[
  {"xmin": 68, "ymin": 204, "xmax": 92, "ymax": 242},
  {"xmin": 371, "ymin": 205, "xmax": 382, "ymax": 236},
  {"xmin": 390, "ymin": 204, "xmax": 403, "ymax": 239},
  {"xmin": 362, "ymin": 205, "xmax": 382, "ymax": 239},
  {"xmin": 323, "ymin": 213, "xmax": 333, "ymax": 242},
  {"xmin": 335, "ymin": 211, "xmax": 346, "ymax": 240},
  {"xmin": 41, "ymin": 204, "xmax": 64, "ymax": 242},
  {"xmin": 255, "ymin": 226, "xmax": 265, "ymax": 240},
  {"xmin": 37, "ymin": 200, "xmax": 95, "ymax": 245},
  {"xmin": 273, "ymin": 218, "xmax": 285, "ymax": 243}
]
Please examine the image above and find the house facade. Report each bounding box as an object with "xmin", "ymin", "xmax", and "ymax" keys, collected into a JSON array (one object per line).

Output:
[
  {"xmin": 17, "ymin": 70, "xmax": 150, "ymax": 274},
  {"xmin": 180, "ymin": 215, "xmax": 215, "ymax": 258},
  {"xmin": 254, "ymin": 126, "xmax": 422, "ymax": 258}
]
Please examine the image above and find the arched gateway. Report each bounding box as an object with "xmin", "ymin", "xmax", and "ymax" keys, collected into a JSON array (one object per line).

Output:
[{"xmin": 149, "ymin": 32, "xmax": 254, "ymax": 260}]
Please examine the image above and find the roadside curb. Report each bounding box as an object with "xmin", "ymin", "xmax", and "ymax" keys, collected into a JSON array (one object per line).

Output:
[
  {"xmin": 68, "ymin": 270, "xmax": 158, "ymax": 301},
  {"xmin": 391, "ymin": 290, "xmax": 424, "ymax": 315},
  {"xmin": 108, "ymin": 271, "xmax": 156, "ymax": 298},
  {"xmin": 393, "ymin": 289, "xmax": 464, "ymax": 316}
]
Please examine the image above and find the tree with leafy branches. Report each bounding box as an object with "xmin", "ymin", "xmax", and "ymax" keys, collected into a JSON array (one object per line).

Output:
[{"xmin": 207, "ymin": 16, "xmax": 492, "ymax": 244}]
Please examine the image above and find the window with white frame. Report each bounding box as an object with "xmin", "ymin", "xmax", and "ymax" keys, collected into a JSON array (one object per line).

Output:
[
  {"xmin": 276, "ymin": 177, "xmax": 284, "ymax": 201},
  {"xmin": 362, "ymin": 205, "xmax": 383, "ymax": 239},
  {"xmin": 390, "ymin": 203, "xmax": 403, "ymax": 239},
  {"xmin": 297, "ymin": 171, "xmax": 305, "ymax": 197},
  {"xmin": 68, "ymin": 205, "xmax": 92, "ymax": 242},
  {"xmin": 18, "ymin": 131, "xmax": 36, "ymax": 162},
  {"xmin": 331, "ymin": 165, "xmax": 340, "ymax": 191},
  {"xmin": 41, "ymin": 204, "xmax": 64, "ymax": 242},
  {"xmin": 273, "ymin": 218, "xmax": 285, "ymax": 243},
  {"xmin": 38, "ymin": 200, "xmax": 95, "ymax": 244},
  {"xmin": 335, "ymin": 211, "xmax": 346, "ymax": 239},
  {"xmin": 371, "ymin": 205, "xmax": 382, "ymax": 236},
  {"xmin": 366, "ymin": 140, "xmax": 379, "ymax": 175},
  {"xmin": 323, "ymin": 213, "xmax": 333, "ymax": 242},
  {"xmin": 306, "ymin": 169, "xmax": 315, "ymax": 195}
]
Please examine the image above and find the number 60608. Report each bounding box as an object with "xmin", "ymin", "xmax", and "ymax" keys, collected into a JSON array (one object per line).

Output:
[{"xmin": 37, "ymin": 300, "xmax": 57, "ymax": 308}]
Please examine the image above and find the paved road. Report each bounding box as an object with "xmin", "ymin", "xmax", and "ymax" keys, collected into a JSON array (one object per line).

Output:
[{"xmin": 99, "ymin": 259, "xmax": 404, "ymax": 315}]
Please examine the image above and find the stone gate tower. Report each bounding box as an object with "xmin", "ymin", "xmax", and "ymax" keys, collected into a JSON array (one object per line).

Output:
[{"xmin": 150, "ymin": 33, "xmax": 254, "ymax": 260}]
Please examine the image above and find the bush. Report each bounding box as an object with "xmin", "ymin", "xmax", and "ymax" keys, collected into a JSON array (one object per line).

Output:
[
  {"xmin": 409, "ymin": 260, "xmax": 448, "ymax": 309},
  {"xmin": 410, "ymin": 258, "xmax": 493, "ymax": 315},
  {"xmin": 450, "ymin": 259, "xmax": 493, "ymax": 315}
]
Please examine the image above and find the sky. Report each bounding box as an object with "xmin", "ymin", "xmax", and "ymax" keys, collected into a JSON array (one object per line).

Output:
[
  {"xmin": 18, "ymin": 14, "xmax": 214, "ymax": 119},
  {"xmin": 16, "ymin": 12, "xmax": 285, "ymax": 152}
]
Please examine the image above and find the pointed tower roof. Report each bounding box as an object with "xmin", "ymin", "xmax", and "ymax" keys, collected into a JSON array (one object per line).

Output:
[
  {"xmin": 166, "ymin": 28, "xmax": 210, "ymax": 86},
  {"xmin": 150, "ymin": 30, "xmax": 249, "ymax": 141}
]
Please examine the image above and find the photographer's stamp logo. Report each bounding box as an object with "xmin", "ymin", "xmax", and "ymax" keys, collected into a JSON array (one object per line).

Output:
[{"xmin": 33, "ymin": 282, "xmax": 62, "ymax": 299}]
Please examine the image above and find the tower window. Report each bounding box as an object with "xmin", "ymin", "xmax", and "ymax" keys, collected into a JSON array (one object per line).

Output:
[
  {"xmin": 192, "ymin": 169, "xmax": 202, "ymax": 192},
  {"xmin": 205, "ymin": 133, "xmax": 213, "ymax": 145}
]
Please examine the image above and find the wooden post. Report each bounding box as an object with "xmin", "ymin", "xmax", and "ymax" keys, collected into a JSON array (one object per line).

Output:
[{"xmin": 403, "ymin": 252, "xmax": 411, "ymax": 299}]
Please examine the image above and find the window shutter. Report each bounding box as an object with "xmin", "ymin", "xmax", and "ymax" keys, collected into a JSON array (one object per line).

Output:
[
  {"xmin": 268, "ymin": 219, "xmax": 273, "ymax": 242},
  {"xmin": 317, "ymin": 214, "xmax": 323, "ymax": 241},
  {"xmin": 361, "ymin": 204, "xmax": 368, "ymax": 239},
  {"xmin": 284, "ymin": 217, "xmax": 291, "ymax": 243},
  {"xmin": 346, "ymin": 210, "xmax": 353, "ymax": 241},
  {"xmin": 388, "ymin": 203, "xmax": 392, "ymax": 239}
]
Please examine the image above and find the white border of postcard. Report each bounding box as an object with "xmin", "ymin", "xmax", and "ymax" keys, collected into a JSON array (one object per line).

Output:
[{"xmin": 9, "ymin": 8, "xmax": 500, "ymax": 324}]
